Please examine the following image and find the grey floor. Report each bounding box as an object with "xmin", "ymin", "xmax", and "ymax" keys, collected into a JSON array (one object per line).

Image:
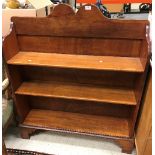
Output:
[{"xmin": 5, "ymin": 125, "xmax": 136, "ymax": 155}]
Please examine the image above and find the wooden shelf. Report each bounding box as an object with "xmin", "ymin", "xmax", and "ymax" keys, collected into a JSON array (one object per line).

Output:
[
  {"xmin": 15, "ymin": 81, "xmax": 136, "ymax": 105},
  {"xmin": 7, "ymin": 52, "xmax": 144, "ymax": 72},
  {"xmin": 21, "ymin": 109, "xmax": 130, "ymax": 138}
]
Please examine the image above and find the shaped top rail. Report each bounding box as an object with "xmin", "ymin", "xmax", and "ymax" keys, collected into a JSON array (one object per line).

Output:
[{"xmin": 11, "ymin": 4, "xmax": 148, "ymax": 39}]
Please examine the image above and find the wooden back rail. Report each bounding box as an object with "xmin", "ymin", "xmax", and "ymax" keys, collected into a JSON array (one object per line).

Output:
[{"xmin": 4, "ymin": 4, "xmax": 148, "ymax": 59}]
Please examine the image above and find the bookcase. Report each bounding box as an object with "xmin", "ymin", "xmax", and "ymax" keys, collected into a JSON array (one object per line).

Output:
[{"xmin": 3, "ymin": 4, "xmax": 149, "ymax": 154}]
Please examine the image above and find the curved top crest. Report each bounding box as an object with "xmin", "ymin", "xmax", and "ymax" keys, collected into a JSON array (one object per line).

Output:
[
  {"xmin": 48, "ymin": 3, "xmax": 108, "ymax": 20},
  {"xmin": 10, "ymin": 4, "xmax": 148, "ymax": 40}
]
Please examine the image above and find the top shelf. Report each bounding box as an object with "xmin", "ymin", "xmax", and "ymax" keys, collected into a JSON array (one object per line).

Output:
[{"xmin": 7, "ymin": 51, "xmax": 144, "ymax": 73}]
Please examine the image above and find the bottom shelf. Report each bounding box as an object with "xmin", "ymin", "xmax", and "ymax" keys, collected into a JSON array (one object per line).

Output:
[{"xmin": 21, "ymin": 109, "xmax": 130, "ymax": 138}]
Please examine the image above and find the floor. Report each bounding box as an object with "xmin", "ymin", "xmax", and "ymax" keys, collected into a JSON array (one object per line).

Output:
[{"xmin": 5, "ymin": 125, "xmax": 136, "ymax": 155}]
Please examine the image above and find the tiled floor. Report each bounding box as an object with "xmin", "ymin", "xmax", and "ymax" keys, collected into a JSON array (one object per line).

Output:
[{"xmin": 5, "ymin": 126, "xmax": 136, "ymax": 155}]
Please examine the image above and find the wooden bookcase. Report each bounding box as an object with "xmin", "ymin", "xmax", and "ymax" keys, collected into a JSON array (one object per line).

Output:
[{"xmin": 3, "ymin": 4, "xmax": 149, "ymax": 154}]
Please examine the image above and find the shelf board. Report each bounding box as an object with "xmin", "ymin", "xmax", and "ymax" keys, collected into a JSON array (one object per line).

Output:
[
  {"xmin": 8, "ymin": 51, "xmax": 144, "ymax": 72},
  {"xmin": 15, "ymin": 81, "xmax": 136, "ymax": 105},
  {"xmin": 21, "ymin": 109, "xmax": 130, "ymax": 138}
]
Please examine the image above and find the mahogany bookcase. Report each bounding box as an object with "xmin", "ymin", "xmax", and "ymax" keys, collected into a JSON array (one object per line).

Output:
[{"xmin": 3, "ymin": 4, "xmax": 149, "ymax": 153}]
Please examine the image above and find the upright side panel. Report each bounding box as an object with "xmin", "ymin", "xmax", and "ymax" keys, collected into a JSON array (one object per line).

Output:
[
  {"xmin": 3, "ymin": 27, "xmax": 30, "ymax": 122},
  {"xmin": 6, "ymin": 65, "xmax": 30, "ymax": 122},
  {"xmin": 129, "ymin": 39, "xmax": 150, "ymax": 136},
  {"xmin": 3, "ymin": 26, "xmax": 19, "ymax": 61},
  {"xmin": 140, "ymin": 40, "xmax": 150, "ymax": 69}
]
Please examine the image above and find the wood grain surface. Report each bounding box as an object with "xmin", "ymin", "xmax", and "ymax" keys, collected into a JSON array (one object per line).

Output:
[
  {"xmin": 8, "ymin": 52, "xmax": 144, "ymax": 72},
  {"xmin": 15, "ymin": 81, "xmax": 136, "ymax": 105},
  {"xmin": 18, "ymin": 66, "xmax": 138, "ymax": 88},
  {"xmin": 29, "ymin": 96, "xmax": 132, "ymax": 118},
  {"xmin": 3, "ymin": 3, "xmax": 149, "ymax": 153},
  {"xmin": 11, "ymin": 4, "xmax": 148, "ymax": 40},
  {"xmin": 17, "ymin": 36, "xmax": 141, "ymax": 57},
  {"xmin": 21, "ymin": 109, "xmax": 130, "ymax": 137},
  {"xmin": 2, "ymin": 27, "xmax": 19, "ymax": 61},
  {"xmin": 135, "ymin": 69, "xmax": 152, "ymax": 155}
]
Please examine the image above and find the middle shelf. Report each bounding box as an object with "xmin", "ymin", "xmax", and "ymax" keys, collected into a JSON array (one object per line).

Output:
[{"xmin": 15, "ymin": 81, "xmax": 137, "ymax": 105}]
